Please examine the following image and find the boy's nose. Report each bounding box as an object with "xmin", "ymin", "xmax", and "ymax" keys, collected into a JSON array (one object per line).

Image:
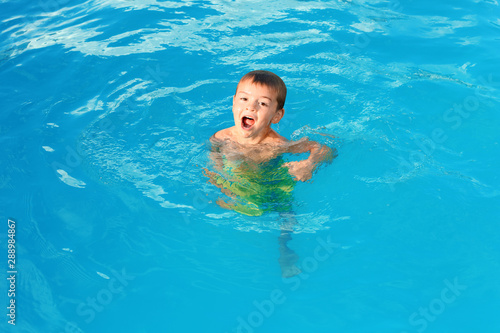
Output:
[{"xmin": 246, "ymin": 99, "xmax": 258, "ymax": 111}]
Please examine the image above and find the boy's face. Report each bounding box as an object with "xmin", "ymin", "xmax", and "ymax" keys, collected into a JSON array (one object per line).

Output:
[{"xmin": 232, "ymin": 79, "xmax": 284, "ymax": 143}]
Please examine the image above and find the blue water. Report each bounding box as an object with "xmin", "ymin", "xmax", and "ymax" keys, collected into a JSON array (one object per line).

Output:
[{"xmin": 1, "ymin": 0, "xmax": 500, "ymax": 332}]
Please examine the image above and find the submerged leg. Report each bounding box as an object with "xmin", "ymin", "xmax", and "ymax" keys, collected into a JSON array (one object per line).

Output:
[{"xmin": 278, "ymin": 212, "xmax": 301, "ymax": 278}]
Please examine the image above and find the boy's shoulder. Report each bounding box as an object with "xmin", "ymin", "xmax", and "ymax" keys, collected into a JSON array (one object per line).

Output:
[
  {"xmin": 212, "ymin": 127, "xmax": 233, "ymax": 141},
  {"xmin": 211, "ymin": 127, "xmax": 289, "ymax": 146},
  {"xmin": 210, "ymin": 128, "xmax": 290, "ymax": 161}
]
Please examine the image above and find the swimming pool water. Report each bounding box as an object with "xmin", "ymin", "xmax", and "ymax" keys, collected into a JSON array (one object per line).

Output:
[{"xmin": 1, "ymin": 0, "xmax": 500, "ymax": 332}]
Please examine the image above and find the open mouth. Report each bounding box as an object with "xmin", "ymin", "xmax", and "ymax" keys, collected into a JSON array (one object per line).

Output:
[{"xmin": 241, "ymin": 116, "xmax": 255, "ymax": 129}]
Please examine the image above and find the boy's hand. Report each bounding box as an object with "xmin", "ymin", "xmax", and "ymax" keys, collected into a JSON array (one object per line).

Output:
[
  {"xmin": 285, "ymin": 140, "xmax": 335, "ymax": 182},
  {"xmin": 284, "ymin": 160, "xmax": 315, "ymax": 182}
]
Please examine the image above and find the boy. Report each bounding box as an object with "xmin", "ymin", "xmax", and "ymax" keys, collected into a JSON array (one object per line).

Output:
[{"xmin": 205, "ymin": 70, "xmax": 334, "ymax": 277}]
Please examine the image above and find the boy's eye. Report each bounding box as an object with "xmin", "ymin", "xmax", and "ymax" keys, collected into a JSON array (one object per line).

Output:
[{"xmin": 260, "ymin": 102, "xmax": 268, "ymax": 107}]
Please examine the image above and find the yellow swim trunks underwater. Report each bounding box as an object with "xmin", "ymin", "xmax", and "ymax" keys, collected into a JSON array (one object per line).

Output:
[{"xmin": 204, "ymin": 156, "xmax": 296, "ymax": 216}]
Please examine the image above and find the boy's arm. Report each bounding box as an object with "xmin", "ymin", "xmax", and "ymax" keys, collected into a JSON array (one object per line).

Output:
[
  {"xmin": 284, "ymin": 138, "xmax": 335, "ymax": 182},
  {"xmin": 208, "ymin": 133, "xmax": 225, "ymax": 172}
]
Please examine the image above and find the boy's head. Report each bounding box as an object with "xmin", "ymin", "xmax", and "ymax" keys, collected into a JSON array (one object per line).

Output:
[
  {"xmin": 231, "ymin": 70, "xmax": 287, "ymax": 143},
  {"xmin": 236, "ymin": 70, "xmax": 287, "ymax": 111}
]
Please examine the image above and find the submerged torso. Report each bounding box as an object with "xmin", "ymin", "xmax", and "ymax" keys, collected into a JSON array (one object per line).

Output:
[{"xmin": 209, "ymin": 139, "xmax": 296, "ymax": 216}]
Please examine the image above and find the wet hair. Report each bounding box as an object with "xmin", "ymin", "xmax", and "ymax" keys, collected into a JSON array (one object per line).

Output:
[{"xmin": 237, "ymin": 70, "xmax": 287, "ymax": 110}]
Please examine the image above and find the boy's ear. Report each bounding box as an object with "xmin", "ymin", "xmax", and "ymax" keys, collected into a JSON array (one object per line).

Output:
[{"xmin": 271, "ymin": 108, "xmax": 285, "ymax": 124}]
